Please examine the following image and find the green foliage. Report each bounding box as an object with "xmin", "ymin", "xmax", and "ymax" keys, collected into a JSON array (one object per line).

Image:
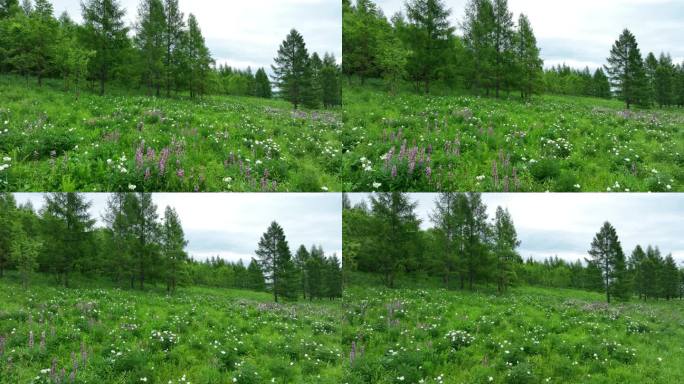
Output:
[
  {"xmin": 587, "ymin": 222, "xmax": 628, "ymax": 303},
  {"xmin": 605, "ymin": 29, "xmax": 649, "ymax": 109}
]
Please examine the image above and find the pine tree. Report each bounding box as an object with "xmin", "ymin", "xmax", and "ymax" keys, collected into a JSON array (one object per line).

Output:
[
  {"xmin": 325, "ymin": 254, "xmax": 343, "ymax": 299},
  {"xmin": 254, "ymin": 67, "xmax": 272, "ymax": 98},
  {"xmin": 515, "ymin": 13, "xmax": 542, "ymax": 100},
  {"xmin": 162, "ymin": 0, "xmax": 184, "ymax": 96},
  {"xmin": 404, "ymin": 0, "xmax": 454, "ymax": 94},
  {"xmin": 161, "ymin": 206, "xmax": 187, "ymax": 293},
  {"xmin": 272, "ymin": 29, "xmax": 312, "ymax": 109},
  {"xmin": 492, "ymin": 206, "xmax": 520, "ymax": 293},
  {"xmin": 605, "ymin": 29, "xmax": 648, "ymax": 109},
  {"xmin": 135, "ymin": 0, "xmax": 166, "ymax": 96},
  {"xmin": 81, "ymin": 0, "xmax": 128, "ymax": 95},
  {"xmin": 587, "ymin": 222, "xmax": 626, "ymax": 303}
]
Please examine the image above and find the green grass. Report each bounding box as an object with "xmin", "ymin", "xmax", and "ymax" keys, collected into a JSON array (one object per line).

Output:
[
  {"xmin": 341, "ymin": 283, "xmax": 684, "ymax": 383},
  {"xmin": 342, "ymin": 81, "xmax": 684, "ymax": 192},
  {"xmin": 0, "ymin": 274, "xmax": 345, "ymax": 383},
  {"xmin": 0, "ymin": 75, "xmax": 341, "ymax": 192}
]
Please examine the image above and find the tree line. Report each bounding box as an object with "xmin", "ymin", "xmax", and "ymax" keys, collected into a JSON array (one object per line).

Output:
[
  {"xmin": 343, "ymin": 0, "xmax": 544, "ymax": 98},
  {"xmin": 0, "ymin": 0, "xmax": 341, "ymax": 108},
  {"xmin": 342, "ymin": 193, "xmax": 684, "ymax": 301},
  {"xmin": 0, "ymin": 193, "xmax": 343, "ymax": 301}
]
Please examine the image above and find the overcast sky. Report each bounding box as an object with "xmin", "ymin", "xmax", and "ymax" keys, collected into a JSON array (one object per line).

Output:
[
  {"xmin": 375, "ymin": 0, "xmax": 684, "ymax": 70},
  {"xmin": 53, "ymin": 0, "xmax": 341, "ymax": 72},
  {"xmin": 348, "ymin": 193, "xmax": 684, "ymax": 265},
  {"xmin": 14, "ymin": 193, "xmax": 342, "ymax": 264}
]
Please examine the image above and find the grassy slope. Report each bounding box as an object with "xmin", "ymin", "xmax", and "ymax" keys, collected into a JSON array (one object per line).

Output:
[
  {"xmin": 0, "ymin": 75, "xmax": 341, "ymax": 192},
  {"xmin": 0, "ymin": 274, "xmax": 345, "ymax": 383},
  {"xmin": 341, "ymin": 281, "xmax": 684, "ymax": 383},
  {"xmin": 342, "ymin": 82, "xmax": 684, "ymax": 192}
]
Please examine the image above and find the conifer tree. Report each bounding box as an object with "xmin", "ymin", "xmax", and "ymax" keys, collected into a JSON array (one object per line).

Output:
[
  {"xmin": 254, "ymin": 67, "xmax": 272, "ymax": 98},
  {"xmin": 0, "ymin": 193, "xmax": 18, "ymax": 277},
  {"xmin": 654, "ymin": 53, "xmax": 675, "ymax": 107},
  {"xmin": 305, "ymin": 246, "xmax": 325, "ymax": 299},
  {"xmin": 246, "ymin": 258, "xmax": 265, "ymax": 291},
  {"xmin": 491, "ymin": 0, "xmax": 514, "ymax": 97},
  {"xmin": 662, "ymin": 254, "xmax": 679, "ymax": 300},
  {"xmin": 255, "ymin": 221, "xmax": 297, "ymax": 302},
  {"xmin": 321, "ymin": 53, "xmax": 341, "ymax": 106},
  {"xmin": 463, "ymin": 0, "xmax": 496, "ymax": 95},
  {"xmin": 181, "ymin": 13, "xmax": 213, "ymax": 98},
  {"xmin": 81, "ymin": 0, "xmax": 128, "ymax": 95},
  {"xmin": 325, "ymin": 254, "xmax": 343, "ymax": 299},
  {"xmin": 10, "ymin": 222, "xmax": 41, "ymax": 289},
  {"xmin": 135, "ymin": 0, "xmax": 166, "ymax": 96},
  {"xmin": 132, "ymin": 192, "xmax": 160, "ymax": 290},
  {"xmin": 293, "ymin": 245, "xmax": 310, "ymax": 298},
  {"xmin": 163, "ymin": 0, "xmax": 184, "ymax": 96},
  {"xmin": 605, "ymin": 29, "xmax": 648, "ymax": 109},
  {"xmin": 404, "ymin": 0, "xmax": 454, "ymax": 94},
  {"xmin": 42, "ymin": 193, "xmax": 95, "ymax": 287},
  {"xmin": 161, "ymin": 206, "xmax": 187, "ymax": 293},
  {"xmin": 644, "ymin": 52, "xmax": 658, "ymax": 104},
  {"xmin": 429, "ymin": 193, "xmax": 466, "ymax": 289},
  {"xmin": 492, "ymin": 206, "xmax": 520, "ymax": 293},
  {"xmin": 0, "ymin": 0, "xmax": 19, "ymax": 18},
  {"xmin": 592, "ymin": 68, "xmax": 611, "ymax": 99},
  {"xmin": 515, "ymin": 13, "xmax": 542, "ymax": 100},
  {"xmin": 587, "ymin": 222, "xmax": 626, "ymax": 303},
  {"xmin": 628, "ymin": 245, "xmax": 647, "ymax": 299},
  {"xmin": 272, "ymin": 29, "xmax": 312, "ymax": 109},
  {"xmin": 29, "ymin": 0, "xmax": 58, "ymax": 86}
]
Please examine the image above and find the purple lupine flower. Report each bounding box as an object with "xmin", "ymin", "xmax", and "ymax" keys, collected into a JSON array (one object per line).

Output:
[
  {"xmin": 350, "ymin": 341, "xmax": 357, "ymax": 365},
  {"xmin": 391, "ymin": 165, "xmax": 397, "ymax": 179},
  {"xmin": 487, "ymin": 126, "xmax": 494, "ymax": 136},
  {"xmin": 425, "ymin": 166, "xmax": 432, "ymax": 178},
  {"xmin": 408, "ymin": 160, "xmax": 416, "ymax": 174},
  {"xmin": 512, "ymin": 167, "xmax": 520, "ymax": 191},
  {"xmin": 245, "ymin": 166, "xmax": 251, "ymax": 179},
  {"xmin": 146, "ymin": 147, "xmax": 155, "ymax": 161},
  {"xmin": 492, "ymin": 160, "xmax": 499, "ymax": 188},
  {"xmin": 69, "ymin": 369, "xmax": 76, "ymax": 383},
  {"xmin": 81, "ymin": 342, "xmax": 87, "ymax": 365},
  {"xmin": 50, "ymin": 357, "xmax": 57, "ymax": 379},
  {"xmin": 272, "ymin": 180, "xmax": 277, "ymax": 191},
  {"xmin": 176, "ymin": 169, "xmax": 185, "ymax": 178},
  {"xmin": 144, "ymin": 167, "xmax": 151, "ymax": 181},
  {"xmin": 631, "ymin": 162, "xmax": 637, "ymax": 176},
  {"xmin": 135, "ymin": 141, "xmax": 145, "ymax": 169},
  {"xmin": 28, "ymin": 331, "xmax": 34, "ymax": 348},
  {"xmin": 61, "ymin": 368, "xmax": 66, "ymax": 382},
  {"xmin": 0, "ymin": 335, "xmax": 5, "ymax": 356},
  {"xmin": 158, "ymin": 148, "xmax": 170, "ymax": 174},
  {"xmin": 40, "ymin": 331, "xmax": 46, "ymax": 351},
  {"xmin": 503, "ymin": 176, "xmax": 510, "ymax": 192},
  {"xmin": 427, "ymin": 143, "xmax": 433, "ymax": 155}
]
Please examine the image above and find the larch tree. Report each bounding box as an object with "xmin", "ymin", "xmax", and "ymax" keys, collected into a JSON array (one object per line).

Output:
[
  {"xmin": 491, "ymin": 0, "xmax": 514, "ymax": 97},
  {"xmin": 293, "ymin": 244, "xmax": 310, "ymax": 299},
  {"xmin": 515, "ymin": 13, "xmax": 542, "ymax": 100},
  {"xmin": 662, "ymin": 254, "xmax": 679, "ymax": 300},
  {"xmin": 254, "ymin": 67, "xmax": 272, "ymax": 98},
  {"xmin": 30, "ymin": 0, "xmax": 58, "ymax": 86},
  {"xmin": 404, "ymin": 0, "xmax": 454, "ymax": 94},
  {"xmin": 325, "ymin": 254, "xmax": 343, "ymax": 299},
  {"xmin": 587, "ymin": 221, "xmax": 626, "ymax": 303},
  {"xmin": 644, "ymin": 52, "xmax": 658, "ymax": 104},
  {"xmin": 181, "ymin": 13, "xmax": 212, "ymax": 98},
  {"xmin": 654, "ymin": 53, "xmax": 675, "ymax": 107},
  {"xmin": 321, "ymin": 53, "xmax": 342, "ymax": 106},
  {"xmin": 628, "ymin": 245, "xmax": 647, "ymax": 300},
  {"xmin": 492, "ymin": 206, "xmax": 520, "ymax": 293},
  {"xmin": 42, "ymin": 193, "xmax": 95, "ymax": 288},
  {"xmin": 10, "ymin": 221, "xmax": 41, "ymax": 289},
  {"xmin": 255, "ymin": 221, "xmax": 297, "ymax": 302},
  {"xmin": 605, "ymin": 29, "xmax": 648, "ymax": 109},
  {"xmin": 429, "ymin": 192, "xmax": 467, "ymax": 289},
  {"xmin": 81, "ymin": 0, "xmax": 128, "ymax": 95},
  {"xmin": 161, "ymin": 205, "xmax": 187, "ymax": 293},
  {"xmin": 135, "ymin": 0, "xmax": 166, "ymax": 96},
  {"xmin": 463, "ymin": 0, "xmax": 496, "ymax": 95},
  {"xmin": 163, "ymin": 0, "xmax": 184, "ymax": 96},
  {"xmin": 271, "ymin": 29, "xmax": 312, "ymax": 109}
]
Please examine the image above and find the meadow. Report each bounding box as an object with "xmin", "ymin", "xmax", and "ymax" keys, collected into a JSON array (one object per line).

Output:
[
  {"xmin": 342, "ymin": 282, "xmax": 684, "ymax": 384},
  {"xmin": 342, "ymin": 83, "xmax": 684, "ymax": 192},
  {"xmin": 0, "ymin": 274, "xmax": 345, "ymax": 383},
  {"xmin": 0, "ymin": 76, "xmax": 341, "ymax": 192}
]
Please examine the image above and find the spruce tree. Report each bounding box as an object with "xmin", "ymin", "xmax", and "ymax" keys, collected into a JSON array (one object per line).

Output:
[
  {"xmin": 605, "ymin": 29, "xmax": 648, "ymax": 109},
  {"xmin": 272, "ymin": 29, "xmax": 312, "ymax": 109},
  {"xmin": 587, "ymin": 222, "xmax": 626, "ymax": 303},
  {"xmin": 81, "ymin": 0, "xmax": 128, "ymax": 95},
  {"xmin": 404, "ymin": 0, "xmax": 454, "ymax": 94}
]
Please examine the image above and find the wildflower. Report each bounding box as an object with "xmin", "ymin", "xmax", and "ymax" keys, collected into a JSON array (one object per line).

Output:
[
  {"xmin": 2, "ymin": 157, "xmax": 10, "ymax": 162},
  {"xmin": 489, "ymin": 377, "xmax": 494, "ymax": 382},
  {"xmin": 397, "ymin": 376, "xmax": 405, "ymax": 381},
  {"xmin": 574, "ymin": 184, "xmax": 581, "ymax": 189},
  {"xmin": 372, "ymin": 182, "xmax": 381, "ymax": 189},
  {"xmin": 177, "ymin": 169, "xmax": 185, "ymax": 178},
  {"xmin": 476, "ymin": 175, "xmax": 485, "ymax": 182},
  {"xmin": 223, "ymin": 177, "xmax": 233, "ymax": 183},
  {"xmin": 141, "ymin": 378, "xmax": 148, "ymax": 382},
  {"xmin": 425, "ymin": 167, "xmax": 432, "ymax": 178},
  {"xmin": 666, "ymin": 185, "xmax": 672, "ymax": 190},
  {"xmin": 128, "ymin": 184, "xmax": 136, "ymax": 191},
  {"xmin": 657, "ymin": 357, "xmax": 663, "ymax": 362},
  {"xmin": 391, "ymin": 165, "xmax": 397, "ymax": 178},
  {"xmin": 107, "ymin": 159, "xmax": 113, "ymax": 165},
  {"xmin": 321, "ymin": 186, "xmax": 329, "ymax": 191}
]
